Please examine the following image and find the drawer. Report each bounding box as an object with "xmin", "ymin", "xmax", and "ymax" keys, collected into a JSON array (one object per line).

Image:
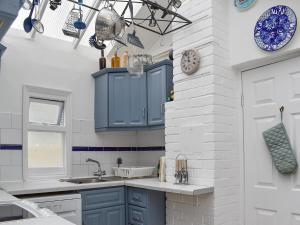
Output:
[
  {"xmin": 128, "ymin": 187, "xmax": 148, "ymax": 208},
  {"xmin": 81, "ymin": 187, "xmax": 125, "ymax": 210},
  {"xmin": 128, "ymin": 205, "xmax": 147, "ymax": 225},
  {"xmin": 37, "ymin": 199, "xmax": 78, "ymax": 213}
]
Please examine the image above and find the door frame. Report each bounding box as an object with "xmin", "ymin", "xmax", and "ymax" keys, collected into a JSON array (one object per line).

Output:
[{"xmin": 240, "ymin": 55, "xmax": 300, "ymax": 225}]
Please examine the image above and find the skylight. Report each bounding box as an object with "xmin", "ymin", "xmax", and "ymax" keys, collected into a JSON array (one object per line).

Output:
[{"xmin": 11, "ymin": 0, "xmax": 142, "ymax": 48}]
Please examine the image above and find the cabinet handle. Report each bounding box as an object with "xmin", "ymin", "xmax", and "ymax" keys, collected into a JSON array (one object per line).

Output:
[
  {"xmin": 142, "ymin": 107, "xmax": 146, "ymax": 118},
  {"xmin": 161, "ymin": 103, "xmax": 165, "ymax": 114},
  {"xmin": 133, "ymin": 216, "xmax": 142, "ymax": 222}
]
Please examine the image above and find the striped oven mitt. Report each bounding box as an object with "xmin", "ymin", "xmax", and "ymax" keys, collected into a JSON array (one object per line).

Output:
[{"xmin": 263, "ymin": 122, "xmax": 298, "ymax": 175}]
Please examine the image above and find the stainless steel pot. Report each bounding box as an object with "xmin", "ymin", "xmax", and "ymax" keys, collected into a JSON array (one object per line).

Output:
[{"xmin": 95, "ymin": 5, "xmax": 125, "ymax": 41}]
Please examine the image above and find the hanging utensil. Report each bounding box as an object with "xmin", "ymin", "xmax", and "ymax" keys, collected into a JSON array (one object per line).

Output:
[
  {"xmin": 22, "ymin": 0, "xmax": 33, "ymax": 10},
  {"xmin": 23, "ymin": 0, "xmax": 37, "ymax": 33},
  {"xmin": 74, "ymin": 0, "xmax": 86, "ymax": 30},
  {"xmin": 89, "ymin": 34, "xmax": 107, "ymax": 50},
  {"xmin": 127, "ymin": 0, "xmax": 144, "ymax": 49},
  {"xmin": 95, "ymin": 4, "xmax": 125, "ymax": 41},
  {"xmin": 62, "ymin": 5, "xmax": 81, "ymax": 38},
  {"xmin": 23, "ymin": 0, "xmax": 44, "ymax": 33},
  {"xmin": 32, "ymin": 4, "xmax": 44, "ymax": 34}
]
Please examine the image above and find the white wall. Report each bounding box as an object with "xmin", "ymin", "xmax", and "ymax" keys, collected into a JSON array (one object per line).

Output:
[
  {"xmin": 165, "ymin": 0, "xmax": 240, "ymax": 224},
  {"xmin": 0, "ymin": 28, "xmax": 164, "ymax": 181},
  {"xmin": 229, "ymin": 0, "xmax": 300, "ymax": 69}
]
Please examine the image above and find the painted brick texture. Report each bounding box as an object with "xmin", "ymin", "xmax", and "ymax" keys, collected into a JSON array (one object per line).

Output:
[{"xmin": 165, "ymin": 0, "xmax": 240, "ymax": 224}]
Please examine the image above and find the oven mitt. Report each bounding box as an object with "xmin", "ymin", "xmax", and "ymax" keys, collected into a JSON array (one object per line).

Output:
[{"xmin": 263, "ymin": 123, "xmax": 298, "ymax": 175}]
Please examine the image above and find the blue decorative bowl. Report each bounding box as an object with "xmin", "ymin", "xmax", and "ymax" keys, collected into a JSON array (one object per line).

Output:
[
  {"xmin": 254, "ymin": 5, "xmax": 297, "ymax": 52},
  {"xmin": 235, "ymin": 0, "xmax": 256, "ymax": 10}
]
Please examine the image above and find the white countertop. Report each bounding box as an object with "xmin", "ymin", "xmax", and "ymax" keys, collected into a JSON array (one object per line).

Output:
[
  {"xmin": 0, "ymin": 190, "xmax": 18, "ymax": 203},
  {"xmin": 0, "ymin": 216, "xmax": 74, "ymax": 225},
  {"xmin": 0, "ymin": 178, "xmax": 213, "ymax": 196},
  {"xmin": 126, "ymin": 178, "xmax": 213, "ymax": 195}
]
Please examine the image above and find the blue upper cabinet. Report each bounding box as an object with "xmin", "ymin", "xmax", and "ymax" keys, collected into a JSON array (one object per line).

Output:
[
  {"xmin": 129, "ymin": 73, "xmax": 147, "ymax": 127},
  {"xmin": 0, "ymin": 0, "xmax": 21, "ymax": 41},
  {"xmin": 92, "ymin": 60, "xmax": 173, "ymax": 131},
  {"xmin": 147, "ymin": 63, "xmax": 173, "ymax": 126},
  {"xmin": 109, "ymin": 73, "xmax": 131, "ymax": 127},
  {"xmin": 108, "ymin": 72, "xmax": 147, "ymax": 128}
]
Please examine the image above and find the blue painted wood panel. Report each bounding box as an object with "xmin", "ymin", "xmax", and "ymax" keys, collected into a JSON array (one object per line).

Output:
[
  {"xmin": 128, "ymin": 187, "xmax": 148, "ymax": 208},
  {"xmin": 94, "ymin": 74, "xmax": 108, "ymax": 129},
  {"xmin": 109, "ymin": 73, "xmax": 130, "ymax": 127},
  {"xmin": 83, "ymin": 205, "xmax": 125, "ymax": 225},
  {"xmin": 81, "ymin": 187, "xmax": 125, "ymax": 211},
  {"xmin": 128, "ymin": 205, "xmax": 147, "ymax": 225},
  {"xmin": 128, "ymin": 73, "xmax": 147, "ymax": 127},
  {"xmin": 147, "ymin": 66, "xmax": 166, "ymax": 126}
]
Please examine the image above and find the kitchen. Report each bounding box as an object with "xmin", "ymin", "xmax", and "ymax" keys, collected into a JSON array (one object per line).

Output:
[{"xmin": 1, "ymin": 0, "xmax": 300, "ymax": 225}]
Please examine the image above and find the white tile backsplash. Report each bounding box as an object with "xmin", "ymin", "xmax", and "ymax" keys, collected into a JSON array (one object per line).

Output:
[
  {"xmin": 0, "ymin": 129, "xmax": 22, "ymax": 144},
  {"xmin": 0, "ymin": 117, "xmax": 165, "ymax": 181},
  {"xmin": 11, "ymin": 114, "xmax": 22, "ymax": 129},
  {"xmin": 0, "ymin": 151, "xmax": 11, "ymax": 166},
  {"xmin": 72, "ymin": 119, "xmax": 81, "ymax": 133},
  {"xmin": 0, "ymin": 113, "xmax": 12, "ymax": 129},
  {"xmin": 0, "ymin": 165, "xmax": 22, "ymax": 181}
]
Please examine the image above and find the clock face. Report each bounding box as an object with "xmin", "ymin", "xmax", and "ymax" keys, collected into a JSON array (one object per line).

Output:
[{"xmin": 181, "ymin": 49, "xmax": 200, "ymax": 75}]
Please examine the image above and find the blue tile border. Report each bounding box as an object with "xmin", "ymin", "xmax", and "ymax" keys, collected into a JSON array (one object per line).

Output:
[
  {"xmin": 73, "ymin": 146, "xmax": 165, "ymax": 152},
  {"xmin": 0, "ymin": 144, "xmax": 22, "ymax": 150},
  {"xmin": 0, "ymin": 144, "xmax": 165, "ymax": 152}
]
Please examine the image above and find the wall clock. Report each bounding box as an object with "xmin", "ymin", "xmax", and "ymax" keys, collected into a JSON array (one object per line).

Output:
[
  {"xmin": 254, "ymin": 5, "xmax": 297, "ymax": 52},
  {"xmin": 181, "ymin": 49, "xmax": 200, "ymax": 75},
  {"xmin": 235, "ymin": 0, "xmax": 256, "ymax": 10}
]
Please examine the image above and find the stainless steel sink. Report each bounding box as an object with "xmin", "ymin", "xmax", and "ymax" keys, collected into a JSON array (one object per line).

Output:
[{"xmin": 60, "ymin": 176, "xmax": 125, "ymax": 184}]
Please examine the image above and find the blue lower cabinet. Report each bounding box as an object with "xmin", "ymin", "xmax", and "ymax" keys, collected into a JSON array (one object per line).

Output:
[
  {"xmin": 83, "ymin": 205, "xmax": 125, "ymax": 225},
  {"xmin": 81, "ymin": 187, "xmax": 166, "ymax": 225},
  {"xmin": 81, "ymin": 187, "xmax": 125, "ymax": 210},
  {"xmin": 127, "ymin": 187, "xmax": 166, "ymax": 225},
  {"xmin": 128, "ymin": 205, "xmax": 147, "ymax": 225},
  {"xmin": 81, "ymin": 187, "xmax": 126, "ymax": 225}
]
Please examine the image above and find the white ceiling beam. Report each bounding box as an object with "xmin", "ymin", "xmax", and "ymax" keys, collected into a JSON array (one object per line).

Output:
[
  {"xmin": 31, "ymin": 0, "xmax": 50, "ymax": 38},
  {"xmin": 73, "ymin": 0, "xmax": 102, "ymax": 49}
]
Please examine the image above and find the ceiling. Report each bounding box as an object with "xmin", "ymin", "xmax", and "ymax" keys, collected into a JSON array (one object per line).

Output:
[
  {"xmin": 11, "ymin": 0, "xmax": 143, "ymax": 52},
  {"xmin": 11, "ymin": 0, "xmax": 184, "ymax": 55}
]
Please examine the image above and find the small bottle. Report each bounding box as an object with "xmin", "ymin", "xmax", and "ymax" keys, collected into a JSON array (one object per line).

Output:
[
  {"xmin": 122, "ymin": 51, "xmax": 129, "ymax": 67},
  {"xmin": 99, "ymin": 49, "xmax": 106, "ymax": 70},
  {"xmin": 111, "ymin": 51, "xmax": 120, "ymax": 68}
]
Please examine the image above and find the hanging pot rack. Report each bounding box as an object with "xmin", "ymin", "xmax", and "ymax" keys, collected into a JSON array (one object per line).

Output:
[{"xmin": 66, "ymin": 0, "xmax": 192, "ymax": 35}]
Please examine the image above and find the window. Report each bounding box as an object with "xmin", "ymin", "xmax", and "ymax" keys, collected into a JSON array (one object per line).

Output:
[{"xmin": 23, "ymin": 86, "xmax": 72, "ymax": 180}]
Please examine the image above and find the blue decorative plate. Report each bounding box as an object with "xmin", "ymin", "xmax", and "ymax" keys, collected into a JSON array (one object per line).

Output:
[
  {"xmin": 235, "ymin": 0, "xmax": 256, "ymax": 10},
  {"xmin": 254, "ymin": 5, "xmax": 297, "ymax": 52}
]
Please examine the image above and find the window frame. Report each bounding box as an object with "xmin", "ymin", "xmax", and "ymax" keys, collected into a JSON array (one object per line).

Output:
[{"xmin": 23, "ymin": 85, "xmax": 72, "ymax": 180}]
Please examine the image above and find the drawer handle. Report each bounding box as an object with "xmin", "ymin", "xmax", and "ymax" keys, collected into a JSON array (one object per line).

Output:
[
  {"xmin": 133, "ymin": 196, "xmax": 142, "ymax": 201},
  {"xmin": 133, "ymin": 216, "xmax": 142, "ymax": 222}
]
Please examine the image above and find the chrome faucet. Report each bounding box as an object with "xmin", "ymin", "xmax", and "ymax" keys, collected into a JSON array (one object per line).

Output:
[{"xmin": 86, "ymin": 158, "xmax": 106, "ymax": 179}]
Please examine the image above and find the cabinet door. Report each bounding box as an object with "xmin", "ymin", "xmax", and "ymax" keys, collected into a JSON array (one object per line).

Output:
[
  {"xmin": 83, "ymin": 206, "xmax": 125, "ymax": 225},
  {"xmin": 106, "ymin": 205, "xmax": 125, "ymax": 225},
  {"xmin": 147, "ymin": 66, "xmax": 166, "ymax": 126},
  {"xmin": 83, "ymin": 208, "xmax": 105, "ymax": 225},
  {"xmin": 109, "ymin": 73, "xmax": 130, "ymax": 127},
  {"xmin": 129, "ymin": 73, "xmax": 147, "ymax": 127}
]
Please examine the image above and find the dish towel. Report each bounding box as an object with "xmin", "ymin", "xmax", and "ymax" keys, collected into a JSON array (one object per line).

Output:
[{"xmin": 263, "ymin": 122, "xmax": 298, "ymax": 175}]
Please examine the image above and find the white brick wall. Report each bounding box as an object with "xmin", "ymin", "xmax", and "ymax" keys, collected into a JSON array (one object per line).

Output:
[{"xmin": 166, "ymin": 0, "xmax": 240, "ymax": 224}]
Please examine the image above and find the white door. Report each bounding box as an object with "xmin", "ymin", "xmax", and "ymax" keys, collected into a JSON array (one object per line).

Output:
[{"xmin": 243, "ymin": 57, "xmax": 300, "ymax": 225}]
